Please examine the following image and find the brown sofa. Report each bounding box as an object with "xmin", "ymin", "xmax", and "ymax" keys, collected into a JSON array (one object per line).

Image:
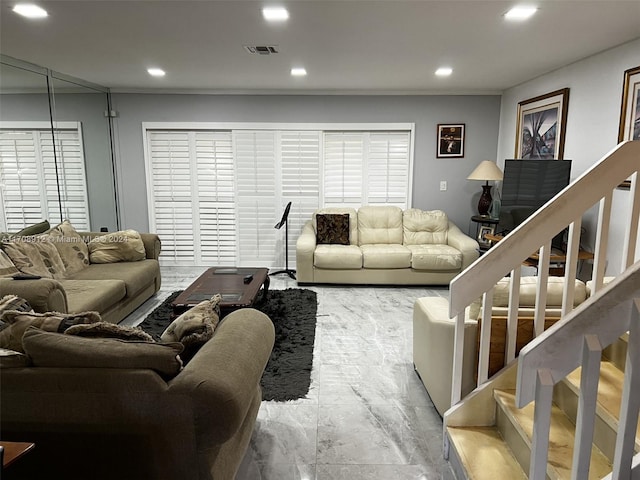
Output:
[
  {"xmin": 0, "ymin": 307, "xmax": 275, "ymax": 480},
  {"xmin": 0, "ymin": 232, "xmax": 161, "ymax": 324}
]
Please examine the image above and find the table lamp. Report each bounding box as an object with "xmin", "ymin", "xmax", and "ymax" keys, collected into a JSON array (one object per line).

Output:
[{"xmin": 467, "ymin": 160, "xmax": 503, "ymax": 216}]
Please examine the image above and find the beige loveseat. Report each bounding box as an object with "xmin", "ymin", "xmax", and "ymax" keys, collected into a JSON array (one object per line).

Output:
[
  {"xmin": 0, "ymin": 307, "xmax": 275, "ymax": 480},
  {"xmin": 412, "ymin": 276, "xmax": 590, "ymax": 416},
  {"xmin": 296, "ymin": 206, "xmax": 479, "ymax": 285},
  {"xmin": 0, "ymin": 224, "xmax": 161, "ymax": 324}
]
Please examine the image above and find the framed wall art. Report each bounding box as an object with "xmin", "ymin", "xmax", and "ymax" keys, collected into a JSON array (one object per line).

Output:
[
  {"xmin": 477, "ymin": 224, "xmax": 495, "ymax": 249},
  {"xmin": 437, "ymin": 124, "xmax": 465, "ymax": 158},
  {"xmin": 515, "ymin": 88, "xmax": 570, "ymax": 160},
  {"xmin": 617, "ymin": 66, "xmax": 640, "ymax": 189}
]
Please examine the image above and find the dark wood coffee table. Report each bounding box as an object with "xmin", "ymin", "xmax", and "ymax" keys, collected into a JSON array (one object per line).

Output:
[{"xmin": 171, "ymin": 267, "xmax": 270, "ymax": 317}]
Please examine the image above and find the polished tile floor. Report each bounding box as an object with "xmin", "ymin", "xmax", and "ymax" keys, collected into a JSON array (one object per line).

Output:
[{"xmin": 125, "ymin": 266, "xmax": 456, "ymax": 480}]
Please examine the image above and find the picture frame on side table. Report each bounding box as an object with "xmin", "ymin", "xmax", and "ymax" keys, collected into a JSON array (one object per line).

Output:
[
  {"xmin": 437, "ymin": 124, "xmax": 465, "ymax": 158},
  {"xmin": 617, "ymin": 65, "xmax": 640, "ymax": 189},
  {"xmin": 478, "ymin": 225, "xmax": 495, "ymax": 249},
  {"xmin": 515, "ymin": 88, "xmax": 570, "ymax": 160}
]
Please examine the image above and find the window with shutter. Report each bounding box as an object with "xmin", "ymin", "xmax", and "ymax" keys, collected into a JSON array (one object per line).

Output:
[
  {"xmin": 144, "ymin": 123, "xmax": 413, "ymax": 267},
  {"xmin": 0, "ymin": 123, "xmax": 89, "ymax": 232}
]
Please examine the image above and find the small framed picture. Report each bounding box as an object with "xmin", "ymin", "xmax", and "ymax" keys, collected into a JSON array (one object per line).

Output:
[
  {"xmin": 617, "ymin": 65, "xmax": 640, "ymax": 189},
  {"xmin": 515, "ymin": 88, "xmax": 570, "ymax": 160},
  {"xmin": 437, "ymin": 124, "xmax": 465, "ymax": 158},
  {"xmin": 478, "ymin": 225, "xmax": 496, "ymax": 249}
]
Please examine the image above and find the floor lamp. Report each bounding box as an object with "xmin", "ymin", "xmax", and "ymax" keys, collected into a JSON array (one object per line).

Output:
[{"xmin": 270, "ymin": 201, "xmax": 296, "ymax": 279}]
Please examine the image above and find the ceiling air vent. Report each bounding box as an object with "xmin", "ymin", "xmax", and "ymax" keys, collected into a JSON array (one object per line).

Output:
[{"xmin": 244, "ymin": 45, "xmax": 279, "ymax": 55}]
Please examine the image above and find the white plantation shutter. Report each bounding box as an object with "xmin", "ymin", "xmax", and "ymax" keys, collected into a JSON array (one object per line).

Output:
[
  {"xmin": 0, "ymin": 124, "xmax": 89, "ymax": 232},
  {"xmin": 195, "ymin": 132, "xmax": 236, "ymax": 265},
  {"xmin": 147, "ymin": 131, "xmax": 196, "ymax": 264},
  {"xmin": 279, "ymin": 131, "xmax": 321, "ymax": 266},
  {"xmin": 323, "ymin": 132, "xmax": 365, "ymax": 206},
  {"xmin": 233, "ymin": 131, "xmax": 278, "ymax": 266},
  {"xmin": 367, "ymin": 131, "xmax": 410, "ymax": 206},
  {"xmin": 144, "ymin": 123, "xmax": 412, "ymax": 267},
  {"xmin": 41, "ymin": 129, "xmax": 90, "ymax": 229}
]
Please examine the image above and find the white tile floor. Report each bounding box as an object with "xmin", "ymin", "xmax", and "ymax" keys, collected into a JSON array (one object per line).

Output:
[{"xmin": 125, "ymin": 267, "xmax": 456, "ymax": 480}]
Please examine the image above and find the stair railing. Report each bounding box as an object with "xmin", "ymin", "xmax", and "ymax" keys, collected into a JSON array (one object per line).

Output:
[
  {"xmin": 448, "ymin": 140, "xmax": 640, "ymax": 408},
  {"xmin": 516, "ymin": 264, "xmax": 640, "ymax": 479}
]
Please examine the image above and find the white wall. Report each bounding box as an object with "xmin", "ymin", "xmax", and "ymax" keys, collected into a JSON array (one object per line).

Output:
[
  {"xmin": 496, "ymin": 38, "xmax": 640, "ymax": 275},
  {"xmin": 110, "ymin": 94, "xmax": 501, "ymax": 233}
]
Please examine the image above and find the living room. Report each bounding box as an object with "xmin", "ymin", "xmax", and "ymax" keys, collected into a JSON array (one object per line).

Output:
[{"xmin": 1, "ymin": 1, "xmax": 639, "ymax": 479}]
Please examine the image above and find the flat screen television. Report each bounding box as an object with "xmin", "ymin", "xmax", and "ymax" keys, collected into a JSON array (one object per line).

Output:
[{"xmin": 496, "ymin": 159, "xmax": 572, "ymax": 251}]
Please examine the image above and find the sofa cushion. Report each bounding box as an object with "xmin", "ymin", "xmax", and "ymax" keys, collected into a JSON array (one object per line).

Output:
[
  {"xmin": 2, "ymin": 238, "xmax": 67, "ymax": 279},
  {"xmin": 59, "ymin": 279, "xmax": 127, "ymax": 313},
  {"xmin": 65, "ymin": 259, "xmax": 158, "ymax": 298},
  {"xmin": 403, "ymin": 209, "xmax": 449, "ymax": 245},
  {"xmin": 22, "ymin": 328, "xmax": 184, "ymax": 377},
  {"xmin": 313, "ymin": 208, "xmax": 358, "ymax": 245},
  {"xmin": 357, "ymin": 206, "xmax": 403, "ymax": 245},
  {"xmin": 407, "ymin": 244, "xmax": 462, "ymax": 270},
  {"xmin": 47, "ymin": 220, "xmax": 90, "ymax": 275},
  {"xmin": 361, "ymin": 244, "xmax": 411, "ymax": 268},
  {"xmin": 493, "ymin": 276, "xmax": 588, "ymax": 307},
  {"xmin": 0, "ymin": 310, "xmax": 101, "ymax": 353},
  {"xmin": 88, "ymin": 229, "xmax": 146, "ymax": 264},
  {"xmin": 0, "ymin": 250, "xmax": 19, "ymax": 278},
  {"xmin": 314, "ymin": 244, "xmax": 363, "ymax": 269},
  {"xmin": 316, "ymin": 213, "xmax": 350, "ymax": 245}
]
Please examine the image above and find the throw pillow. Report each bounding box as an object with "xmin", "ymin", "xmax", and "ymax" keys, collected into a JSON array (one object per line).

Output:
[
  {"xmin": 65, "ymin": 321, "xmax": 154, "ymax": 342},
  {"xmin": 88, "ymin": 229, "xmax": 146, "ymax": 264},
  {"xmin": 161, "ymin": 294, "xmax": 221, "ymax": 363},
  {"xmin": 316, "ymin": 213, "xmax": 350, "ymax": 245},
  {"xmin": 23, "ymin": 328, "xmax": 184, "ymax": 378},
  {"xmin": 15, "ymin": 220, "xmax": 50, "ymax": 237},
  {"xmin": 2, "ymin": 238, "xmax": 67, "ymax": 279},
  {"xmin": 47, "ymin": 220, "xmax": 90, "ymax": 275},
  {"xmin": 0, "ymin": 250, "xmax": 19, "ymax": 278},
  {"xmin": 0, "ymin": 347, "xmax": 31, "ymax": 368},
  {"xmin": 0, "ymin": 295, "xmax": 33, "ymax": 316},
  {"xmin": 0, "ymin": 310, "xmax": 101, "ymax": 353}
]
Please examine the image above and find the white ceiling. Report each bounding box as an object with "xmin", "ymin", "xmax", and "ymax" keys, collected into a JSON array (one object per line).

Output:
[{"xmin": 1, "ymin": 0, "xmax": 639, "ymax": 94}]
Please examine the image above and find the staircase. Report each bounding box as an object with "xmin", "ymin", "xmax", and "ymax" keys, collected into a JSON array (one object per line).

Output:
[{"xmin": 443, "ymin": 141, "xmax": 640, "ymax": 479}]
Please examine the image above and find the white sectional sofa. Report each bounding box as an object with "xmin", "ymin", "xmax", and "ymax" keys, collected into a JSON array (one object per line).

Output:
[{"xmin": 295, "ymin": 205, "xmax": 479, "ymax": 285}]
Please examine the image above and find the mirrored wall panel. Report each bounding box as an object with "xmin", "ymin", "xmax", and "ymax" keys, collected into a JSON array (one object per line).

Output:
[{"xmin": 0, "ymin": 55, "xmax": 118, "ymax": 233}]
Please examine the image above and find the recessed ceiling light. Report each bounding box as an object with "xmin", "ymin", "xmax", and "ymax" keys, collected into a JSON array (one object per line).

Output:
[
  {"xmin": 435, "ymin": 67, "xmax": 453, "ymax": 77},
  {"xmin": 504, "ymin": 5, "xmax": 538, "ymax": 21},
  {"xmin": 147, "ymin": 68, "xmax": 166, "ymax": 77},
  {"xmin": 13, "ymin": 3, "xmax": 48, "ymax": 18},
  {"xmin": 291, "ymin": 67, "xmax": 307, "ymax": 77},
  {"xmin": 262, "ymin": 6, "xmax": 289, "ymax": 22}
]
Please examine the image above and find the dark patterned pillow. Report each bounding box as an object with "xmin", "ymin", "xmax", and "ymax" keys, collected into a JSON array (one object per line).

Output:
[{"xmin": 316, "ymin": 213, "xmax": 350, "ymax": 245}]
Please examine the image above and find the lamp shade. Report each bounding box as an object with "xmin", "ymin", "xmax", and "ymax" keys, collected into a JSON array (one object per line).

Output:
[{"xmin": 467, "ymin": 160, "xmax": 503, "ymax": 181}]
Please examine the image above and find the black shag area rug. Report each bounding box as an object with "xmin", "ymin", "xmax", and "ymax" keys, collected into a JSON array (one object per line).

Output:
[{"xmin": 138, "ymin": 288, "xmax": 318, "ymax": 402}]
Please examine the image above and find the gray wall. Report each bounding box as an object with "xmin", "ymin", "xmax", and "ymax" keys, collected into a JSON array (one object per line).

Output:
[
  {"xmin": 496, "ymin": 38, "xmax": 640, "ymax": 275},
  {"xmin": 111, "ymin": 94, "xmax": 501, "ymax": 233}
]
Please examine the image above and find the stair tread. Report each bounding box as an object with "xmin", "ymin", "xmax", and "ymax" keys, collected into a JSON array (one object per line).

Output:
[
  {"xmin": 448, "ymin": 426, "xmax": 528, "ymax": 480},
  {"xmin": 565, "ymin": 361, "xmax": 629, "ymax": 427},
  {"xmin": 495, "ymin": 389, "xmax": 612, "ymax": 479}
]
